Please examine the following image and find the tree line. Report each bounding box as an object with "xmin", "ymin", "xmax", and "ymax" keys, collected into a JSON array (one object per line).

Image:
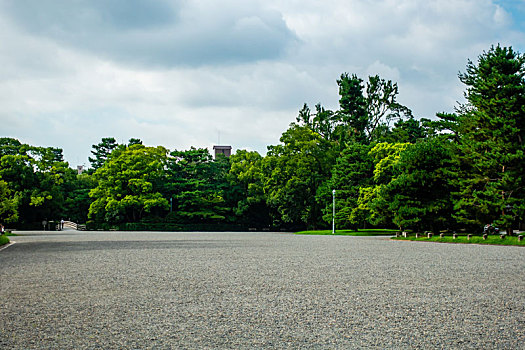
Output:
[{"xmin": 1, "ymin": 45, "xmax": 523, "ymax": 234}]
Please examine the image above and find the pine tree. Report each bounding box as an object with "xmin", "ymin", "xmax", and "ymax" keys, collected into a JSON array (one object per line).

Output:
[
  {"xmin": 454, "ymin": 45, "xmax": 525, "ymax": 234},
  {"xmin": 88, "ymin": 137, "xmax": 119, "ymax": 170}
]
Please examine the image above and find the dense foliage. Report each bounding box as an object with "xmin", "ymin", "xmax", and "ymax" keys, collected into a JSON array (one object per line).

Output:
[{"xmin": 1, "ymin": 45, "xmax": 523, "ymax": 233}]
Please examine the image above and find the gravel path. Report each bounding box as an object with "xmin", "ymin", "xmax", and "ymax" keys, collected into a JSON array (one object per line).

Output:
[{"xmin": 1, "ymin": 231, "xmax": 524, "ymax": 349}]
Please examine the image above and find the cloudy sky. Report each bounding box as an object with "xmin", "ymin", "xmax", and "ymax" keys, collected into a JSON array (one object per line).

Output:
[{"xmin": 1, "ymin": 0, "xmax": 524, "ymax": 166}]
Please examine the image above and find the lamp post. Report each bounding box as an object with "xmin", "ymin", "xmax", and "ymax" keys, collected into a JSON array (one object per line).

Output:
[
  {"xmin": 505, "ymin": 204, "xmax": 514, "ymax": 235},
  {"xmin": 332, "ymin": 189, "xmax": 336, "ymax": 234}
]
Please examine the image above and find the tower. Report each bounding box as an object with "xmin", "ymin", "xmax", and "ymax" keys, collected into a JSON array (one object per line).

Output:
[{"xmin": 213, "ymin": 145, "xmax": 232, "ymax": 159}]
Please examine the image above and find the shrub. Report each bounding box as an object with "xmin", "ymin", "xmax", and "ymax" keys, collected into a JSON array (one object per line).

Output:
[{"xmin": 0, "ymin": 235, "xmax": 10, "ymax": 246}]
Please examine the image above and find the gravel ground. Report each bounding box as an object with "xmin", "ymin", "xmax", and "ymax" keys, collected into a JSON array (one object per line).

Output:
[{"xmin": 0, "ymin": 230, "xmax": 524, "ymax": 349}]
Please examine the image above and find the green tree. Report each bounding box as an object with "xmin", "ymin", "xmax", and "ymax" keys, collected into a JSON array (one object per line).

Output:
[
  {"xmin": 127, "ymin": 138, "xmax": 143, "ymax": 146},
  {"xmin": 386, "ymin": 116, "xmax": 427, "ymax": 143},
  {"xmin": 386, "ymin": 138, "xmax": 457, "ymax": 232},
  {"xmin": 0, "ymin": 179, "xmax": 18, "ymax": 224},
  {"xmin": 275, "ymin": 72, "xmax": 413, "ymax": 230},
  {"xmin": 0, "ymin": 153, "xmax": 35, "ymax": 225},
  {"xmin": 165, "ymin": 148, "xmax": 230, "ymax": 224},
  {"xmin": 353, "ymin": 142, "xmax": 410, "ymax": 226},
  {"xmin": 421, "ymin": 113, "xmax": 461, "ymax": 142},
  {"xmin": 297, "ymin": 103, "xmax": 338, "ymax": 141},
  {"xmin": 89, "ymin": 137, "xmax": 119, "ymax": 170},
  {"xmin": 364, "ymin": 75, "xmax": 413, "ymax": 142},
  {"xmin": 319, "ymin": 142, "xmax": 374, "ymax": 229},
  {"xmin": 262, "ymin": 124, "xmax": 336, "ymax": 229},
  {"xmin": 228, "ymin": 150, "xmax": 270, "ymax": 227},
  {"xmin": 335, "ymin": 73, "xmax": 368, "ymax": 143},
  {"xmin": 62, "ymin": 172, "xmax": 96, "ymax": 223},
  {"xmin": 299, "ymin": 73, "xmax": 412, "ymax": 148},
  {"xmin": 454, "ymin": 45, "xmax": 525, "ymax": 234},
  {"xmin": 334, "ymin": 74, "xmax": 412, "ymax": 144},
  {"xmin": 0, "ymin": 137, "xmax": 27, "ymax": 157},
  {"xmin": 0, "ymin": 139, "xmax": 72, "ymax": 226},
  {"xmin": 89, "ymin": 144, "xmax": 169, "ymax": 223}
]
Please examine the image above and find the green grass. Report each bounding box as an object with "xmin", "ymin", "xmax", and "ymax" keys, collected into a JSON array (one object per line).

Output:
[
  {"xmin": 295, "ymin": 229, "xmax": 398, "ymax": 236},
  {"xmin": 0, "ymin": 235, "xmax": 10, "ymax": 247},
  {"xmin": 392, "ymin": 234, "xmax": 525, "ymax": 246}
]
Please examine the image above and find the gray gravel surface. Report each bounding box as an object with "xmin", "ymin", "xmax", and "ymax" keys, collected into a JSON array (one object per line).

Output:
[{"xmin": 0, "ymin": 231, "xmax": 524, "ymax": 349}]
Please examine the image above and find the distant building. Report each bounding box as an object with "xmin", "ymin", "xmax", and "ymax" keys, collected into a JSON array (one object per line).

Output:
[
  {"xmin": 213, "ymin": 145, "xmax": 232, "ymax": 159},
  {"xmin": 77, "ymin": 165, "xmax": 85, "ymax": 175}
]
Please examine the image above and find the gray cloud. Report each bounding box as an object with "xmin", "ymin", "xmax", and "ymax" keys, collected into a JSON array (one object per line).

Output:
[
  {"xmin": 4, "ymin": 0, "xmax": 176, "ymax": 32},
  {"xmin": 1, "ymin": 0, "xmax": 523, "ymax": 166},
  {"xmin": 2, "ymin": 0, "xmax": 297, "ymax": 67}
]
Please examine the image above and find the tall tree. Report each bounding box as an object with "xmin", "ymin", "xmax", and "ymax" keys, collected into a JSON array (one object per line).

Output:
[
  {"xmin": 262, "ymin": 124, "xmax": 336, "ymax": 229},
  {"xmin": 364, "ymin": 75, "xmax": 412, "ymax": 142},
  {"xmin": 336, "ymin": 73, "xmax": 368, "ymax": 143},
  {"xmin": 454, "ymin": 45, "xmax": 525, "ymax": 234},
  {"xmin": 299, "ymin": 73, "xmax": 412, "ymax": 147}
]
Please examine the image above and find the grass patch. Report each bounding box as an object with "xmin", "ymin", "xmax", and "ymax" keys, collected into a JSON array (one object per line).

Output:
[
  {"xmin": 392, "ymin": 234, "xmax": 525, "ymax": 246},
  {"xmin": 0, "ymin": 235, "xmax": 10, "ymax": 247},
  {"xmin": 295, "ymin": 229, "xmax": 398, "ymax": 236}
]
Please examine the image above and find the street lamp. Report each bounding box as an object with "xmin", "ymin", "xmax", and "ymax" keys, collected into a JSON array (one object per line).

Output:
[{"xmin": 332, "ymin": 189, "xmax": 336, "ymax": 234}]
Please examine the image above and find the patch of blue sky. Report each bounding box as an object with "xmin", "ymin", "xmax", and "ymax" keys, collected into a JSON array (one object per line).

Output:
[
  {"xmin": 495, "ymin": 0, "xmax": 525, "ymax": 30},
  {"xmin": 493, "ymin": 0, "xmax": 525, "ymax": 53}
]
